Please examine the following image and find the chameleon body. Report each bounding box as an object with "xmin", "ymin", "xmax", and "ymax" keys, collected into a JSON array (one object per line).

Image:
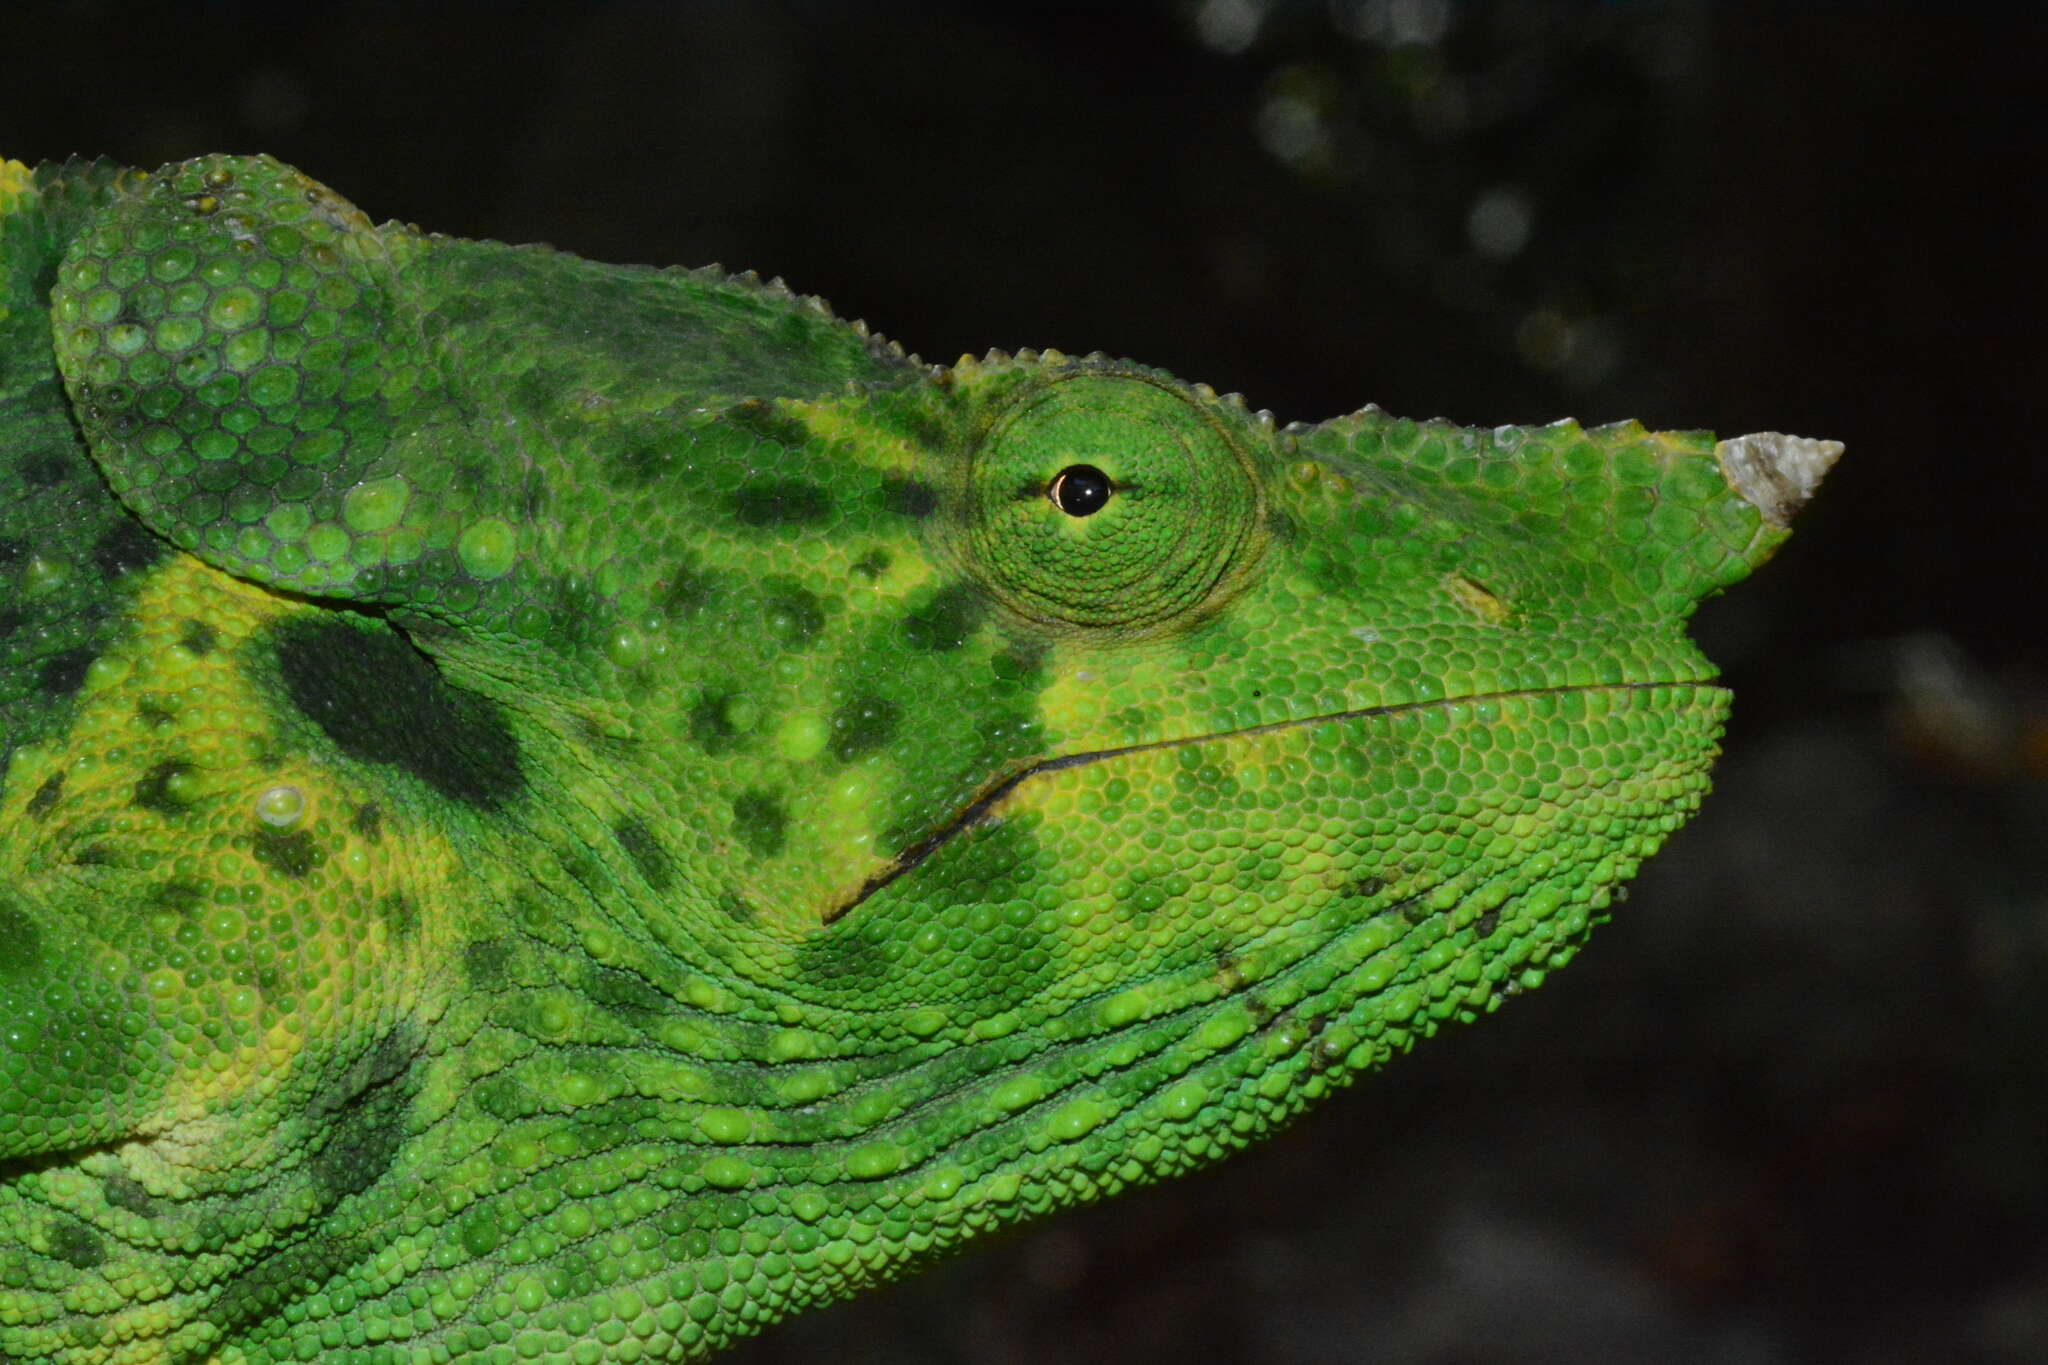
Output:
[{"xmin": 0, "ymin": 155, "xmax": 1838, "ymax": 1363}]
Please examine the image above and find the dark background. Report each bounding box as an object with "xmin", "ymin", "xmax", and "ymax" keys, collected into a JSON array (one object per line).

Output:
[{"xmin": 9, "ymin": 3, "xmax": 2044, "ymax": 1361}]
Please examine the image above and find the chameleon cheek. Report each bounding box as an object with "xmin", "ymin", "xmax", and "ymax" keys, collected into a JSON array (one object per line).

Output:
[{"xmin": 933, "ymin": 681, "xmax": 1730, "ymax": 1019}]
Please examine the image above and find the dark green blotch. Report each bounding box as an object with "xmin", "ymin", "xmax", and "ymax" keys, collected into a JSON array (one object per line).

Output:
[
  {"xmin": 722, "ymin": 398, "xmax": 814, "ymax": 451},
  {"xmin": 178, "ymin": 619, "xmax": 217, "ymax": 656},
  {"xmin": 614, "ymin": 817, "xmax": 674, "ymax": 893},
  {"xmin": 796, "ymin": 923, "xmax": 891, "ymax": 989},
  {"xmin": 136, "ymin": 699, "xmax": 174, "ymax": 729},
  {"xmin": 22, "ymin": 452, "xmax": 68, "ymax": 487},
  {"xmin": 133, "ymin": 759, "xmax": 192, "ymax": 816},
  {"xmin": 660, "ymin": 561, "xmax": 717, "ymax": 618},
  {"xmin": 152, "ymin": 879, "xmax": 207, "ymax": 916},
  {"xmin": 609, "ymin": 429, "xmax": 677, "ymax": 486},
  {"xmin": 852, "ymin": 548, "xmax": 890, "ymax": 580},
  {"xmin": 209, "ymin": 1232, "xmax": 372, "ymax": 1349},
  {"xmin": 689, "ymin": 692, "xmax": 742, "ymax": 754},
  {"xmin": 733, "ymin": 477, "xmax": 832, "ymax": 528},
  {"xmin": 879, "ymin": 476, "xmax": 938, "ymax": 519},
  {"xmin": 274, "ymin": 614, "xmax": 523, "ymax": 809},
  {"xmin": 763, "ymin": 583, "xmax": 826, "ymax": 646},
  {"xmin": 903, "ymin": 583, "xmax": 985, "ymax": 651},
  {"xmin": 91, "ymin": 516, "xmax": 166, "ymax": 582},
  {"xmin": 308, "ymin": 1024, "xmax": 421, "ymax": 1199},
  {"xmin": 253, "ymin": 827, "xmax": 318, "ymax": 879},
  {"xmin": 830, "ymin": 694, "xmax": 900, "ymax": 761},
  {"xmin": 1473, "ymin": 908, "xmax": 1501, "ymax": 939},
  {"xmin": 36, "ymin": 646, "xmax": 92, "ymax": 698},
  {"xmin": 26, "ymin": 772, "xmax": 62, "ymax": 820},
  {"xmin": 352, "ymin": 802, "xmax": 382, "ymax": 842},
  {"xmin": 380, "ymin": 892, "xmax": 418, "ymax": 938},
  {"xmin": 0, "ymin": 896, "xmax": 42, "ymax": 979},
  {"xmin": 1349, "ymin": 875, "xmax": 1387, "ymax": 900},
  {"xmin": 47, "ymin": 1221, "xmax": 104, "ymax": 1270},
  {"xmin": 990, "ymin": 642, "xmax": 1047, "ymax": 689},
  {"xmin": 463, "ymin": 938, "xmax": 510, "ymax": 989},
  {"xmin": 589, "ymin": 965, "xmax": 666, "ymax": 1018},
  {"xmin": 732, "ymin": 790, "xmax": 787, "ymax": 859},
  {"xmin": 0, "ymin": 608, "xmax": 22, "ymax": 642},
  {"xmin": 103, "ymin": 1173, "xmax": 158, "ymax": 1217}
]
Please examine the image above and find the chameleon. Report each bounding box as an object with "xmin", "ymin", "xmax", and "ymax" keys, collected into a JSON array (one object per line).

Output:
[{"xmin": 0, "ymin": 152, "xmax": 1839, "ymax": 1364}]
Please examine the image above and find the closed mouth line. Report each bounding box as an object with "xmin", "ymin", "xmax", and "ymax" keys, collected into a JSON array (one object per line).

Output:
[{"xmin": 824, "ymin": 679, "xmax": 1721, "ymax": 922}]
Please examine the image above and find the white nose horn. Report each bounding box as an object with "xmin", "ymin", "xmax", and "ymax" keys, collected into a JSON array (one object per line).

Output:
[{"xmin": 1715, "ymin": 432, "xmax": 1845, "ymax": 528}]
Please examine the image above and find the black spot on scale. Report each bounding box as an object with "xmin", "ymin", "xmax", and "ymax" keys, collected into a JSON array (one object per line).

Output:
[
  {"xmin": 731, "ymin": 790, "xmax": 787, "ymax": 859},
  {"xmin": 133, "ymin": 759, "xmax": 192, "ymax": 816},
  {"xmin": 879, "ymin": 476, "xmax": 938, "ymax": 519},
  {"xmin": 26, "ymin": 772, "xmax": 62, "ymax": 820},
  {"xmin": 91, "ymin": 515, "xmax": 167, "ymax": 582},
  {"xmin": 613, "ymin": 817, "xmax": 674, "ymax": 893},
  {"xmin": 1473, "ymin": 908, "xmax": 1501, "ymax": 940},
  {"xmin": 274, "ymin": 615, "xmax": 522, "ymax": 809},
  {"xmin": 1348, "ymin": 875, "xmax": 1387, "ymax": 900},
  {"xmin": 47, "ymin": 1220, "xmax": 104, "ymax": 1270},
  {"xmin": 179, "ymin": 619, "xmax": 217, "ymax": 656},
  {"xmin": 352, "ymin": 802, "xmax": 382, "ymax": 842},
  {"xmin": 36, "ymin": 646, "xmax": 92, "ymax": 699},
  {"xmin": 902, "ymin": 583, "xmax": 986, "ymax": 652},
  {"xmin": 252, "ymin": 827, "xmax": 319, "ymax": 879},
  {"xmin": 733, "ymin": 477, "xmax": 832, "ymax": 528}
]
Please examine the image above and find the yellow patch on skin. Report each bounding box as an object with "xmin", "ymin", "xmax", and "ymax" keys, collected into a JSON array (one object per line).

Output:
[
  {"xmin": 1033, "ymin": 649, "xmax": 1180, "ymax": 752},
  {"xmin": 0, "ymin": 157, "xmax": 32, "ymax": 203},
  {"xmin": 780, "ymin": 395, "xmax": 926, "ymax": 478},
  {"xmin": 1444, "ymin": 572, "xmax": 1511, "ymax": 624},
  {"xmin": 6, "ymin": 552, "xmax": 462, "ymax": 1167}
]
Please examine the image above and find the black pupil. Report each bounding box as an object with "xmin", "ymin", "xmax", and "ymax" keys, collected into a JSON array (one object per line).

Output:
[{"xmin": 1048, "ymin": 464, "xmax": 1113, "ymax": 517}]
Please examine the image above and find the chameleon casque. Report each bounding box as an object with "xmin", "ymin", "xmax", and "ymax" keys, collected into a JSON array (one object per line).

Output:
[{"xmin": 0, "ymin": 154, "xmax": 1839, "ymax": 1363}]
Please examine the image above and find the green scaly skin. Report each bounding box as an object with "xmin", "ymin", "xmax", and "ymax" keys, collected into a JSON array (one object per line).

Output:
[{"xmin": 0, "ymin": 155, "xmax": 1836, "ymax": 1363}]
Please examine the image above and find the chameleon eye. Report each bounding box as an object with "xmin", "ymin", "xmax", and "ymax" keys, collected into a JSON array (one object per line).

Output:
[
  {"xmin": 968, "ymin": 372, "xmax": 1260, "ymax": 632},
  {"xmin": 1046, "ymin": 464, "xmax": 1113, "ymax": 516}
]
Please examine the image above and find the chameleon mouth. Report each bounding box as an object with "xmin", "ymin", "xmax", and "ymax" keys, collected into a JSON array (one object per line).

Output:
[{"xmin": 824, "ymin": 679, "xmax": 1723, "ymax": 923}]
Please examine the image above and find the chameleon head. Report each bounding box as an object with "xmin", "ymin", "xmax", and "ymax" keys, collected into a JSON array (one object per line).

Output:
[
  {"xmin": 0, "ymin": 152, "xmax": 1840, "ymax": 1359},
  {"xmin": 756, "ymin": 354, "xmax": 1840, "ymax": 1098}
]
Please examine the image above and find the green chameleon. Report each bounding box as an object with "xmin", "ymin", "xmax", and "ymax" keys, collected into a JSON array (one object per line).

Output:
[{"xmin": 0, "ymin": 153, "xmax": 1838, "ymax": 1364}]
